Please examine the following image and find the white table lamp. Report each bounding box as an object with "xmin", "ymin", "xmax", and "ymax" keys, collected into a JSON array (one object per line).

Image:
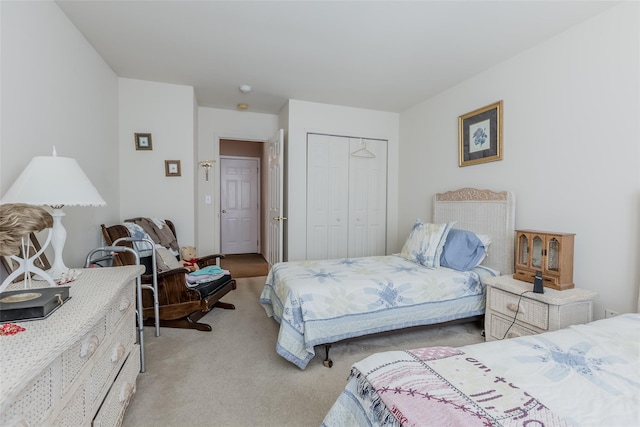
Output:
[{"xmin": 1, "ymin": 147, "xmax": 106, "ymax": 279}]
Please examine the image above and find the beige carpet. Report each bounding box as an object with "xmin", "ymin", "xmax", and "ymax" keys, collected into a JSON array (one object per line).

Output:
[
  {"xmin": 122, "ymin": 276, "xmax": 485, "ymax": 427},
  {"xmin": 219, "ymin": 253, "xmax": 270, "ymax": 278}
]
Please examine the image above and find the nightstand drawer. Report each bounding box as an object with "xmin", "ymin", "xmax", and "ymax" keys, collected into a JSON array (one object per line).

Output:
[
  {"xmin": 489, "ymin": 288, "xmax": 549, "ymax": 330},
  {"xmin": 487, "ymin": 312, "xmax": 537, "ymax": 340}
]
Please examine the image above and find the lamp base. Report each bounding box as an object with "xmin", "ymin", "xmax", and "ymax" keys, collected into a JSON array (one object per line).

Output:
[
  {"xmin": 0, "ymin": 233, "xmax": 56, "ymax": 293},
  {"xmin": 48, "ymin": 208, "xmax": 69, "ymax": 281},
  {"xmin": 46, "ymin": 265, "xmax": 69, "ymax": 282}
]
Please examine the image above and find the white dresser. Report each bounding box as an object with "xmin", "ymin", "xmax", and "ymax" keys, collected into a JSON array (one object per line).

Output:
[
  {"xmin": 0, "ymin": 266, "xmax": 144, "ymax": 426},
  {"xmin": 484, "ymin": 275, "xmax": 597, "ymax": 341}
]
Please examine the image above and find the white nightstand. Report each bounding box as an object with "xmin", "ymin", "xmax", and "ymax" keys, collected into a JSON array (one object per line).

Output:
[{"xmin": 483, "ymin": 275, "xmax": 597, "ymax": 341}]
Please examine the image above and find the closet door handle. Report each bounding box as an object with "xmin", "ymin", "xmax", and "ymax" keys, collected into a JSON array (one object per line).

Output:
[{"xmin": 222, "ymin": 210, "xmax": 227, "ymax": 214}]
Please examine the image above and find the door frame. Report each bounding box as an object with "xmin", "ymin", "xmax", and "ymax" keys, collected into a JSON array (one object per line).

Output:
[
  {"xmin": 219, "ymin": 155, "xmax": 261, "ymax": 254},
  {"xmin": 198, "ymin": 135, "xmax": 281, "ymax": 258}
]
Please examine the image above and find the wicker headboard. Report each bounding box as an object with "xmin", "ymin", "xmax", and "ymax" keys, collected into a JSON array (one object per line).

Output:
[{"xmin": 433, "ymin": 188, "xmax": 515, "ymax": 275}]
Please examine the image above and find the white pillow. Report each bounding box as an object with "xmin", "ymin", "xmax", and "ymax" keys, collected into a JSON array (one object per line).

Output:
[
  {"xmin": 400, "ymin": 220, "xmax": 455, "ymax": 269},
  {"xmin": 475, "ymin": 234, "xmax": 492, "ymax": 266},
  {"xmin": 156, "ymin": 246, "xmax": 183, "ymax": 271}
]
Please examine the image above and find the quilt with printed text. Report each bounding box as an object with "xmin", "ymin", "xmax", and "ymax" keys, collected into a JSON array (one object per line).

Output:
[
  {"xmin": 322, "ymin": 313, "xmax": 640, "ymax": 426},
  {"xmin": 259, "ymin": 255, "xmax": 498, "ymax": 369}
]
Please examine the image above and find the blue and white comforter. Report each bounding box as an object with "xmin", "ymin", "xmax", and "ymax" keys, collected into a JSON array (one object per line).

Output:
[
  {"xmin": 322, "ymin": 314, "xmax": 640, "ymax": 426},
  {"xmin": 259, "ymin": 255, "xmax": 498, "ymax": 369}
]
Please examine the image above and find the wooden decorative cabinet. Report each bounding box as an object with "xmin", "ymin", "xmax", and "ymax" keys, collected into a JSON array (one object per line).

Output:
[{"xmin": 513, "ymin": 229, "xmax": 575, "ymax": 290}]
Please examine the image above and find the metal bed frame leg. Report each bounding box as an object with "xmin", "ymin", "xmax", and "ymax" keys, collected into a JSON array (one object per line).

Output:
[
  {"xmin": 85, "ymin": 246, "xmax": 146, "ymax": 373},
  {"xmin": 323, "ymin": 344, "xmax": 333, "ymax": 368}
]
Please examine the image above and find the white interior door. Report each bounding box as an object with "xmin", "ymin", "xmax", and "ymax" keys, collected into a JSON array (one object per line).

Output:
[
  {"xmin": 220, "ymin": 157, "xmax": 260, "ymax": 254},
  {"xmin": 266, "ymin": 129, "xmax": 284, "ymax": 265},
  {"xmin": 348, "ymin": 138, "xmax": 388, "ymax": 257},
  {"xmin": 306, "ymin": 133, "xmax": 388, "ymax": 260},
  {"xmin": 306, "ymin": 134, "xmax": 349, "ymax": 260}
]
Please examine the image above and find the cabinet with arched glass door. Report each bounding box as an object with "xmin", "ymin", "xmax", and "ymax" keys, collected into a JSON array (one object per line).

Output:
[{"xmin": 513, "ymin": 230, "xmax": 575, "ymax": 290}]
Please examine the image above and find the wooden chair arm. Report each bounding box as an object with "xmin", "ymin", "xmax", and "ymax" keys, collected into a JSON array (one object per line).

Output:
[
  {"xmin": 141, "ymin": 267, "xmax": 190, "ymax": 283},
  {"xmin": 197, "ymin": 253, "xmax": 225, "ymax": 267},
  {"xmin": 141, "ymin": 267, "xmax": 200, "ymax": 307}
]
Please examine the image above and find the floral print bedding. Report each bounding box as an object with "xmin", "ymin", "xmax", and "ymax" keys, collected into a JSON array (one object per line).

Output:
[
  {"xmin": 322, "ymin": 314, "xmax": 640, "ymax": 426},
  {"xmin": 259, "ymin": 255, "xmax": 497, "ymax": 369}
]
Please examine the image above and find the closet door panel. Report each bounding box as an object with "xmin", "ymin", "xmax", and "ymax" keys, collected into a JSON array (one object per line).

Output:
[
  {"xmin": 349, "ymin": 163, "xmax": 369, "ymax": 257},
  {"xmin": 306, "ymin": 134, "xmax": 349, "ymax": 260},
  {"xmin": 348, "ymin": 138, "xmax": 387, "ymax": 258},
  {"xmin": 368, "ymin": 139, "xmax": 388, "ymax": 256}
]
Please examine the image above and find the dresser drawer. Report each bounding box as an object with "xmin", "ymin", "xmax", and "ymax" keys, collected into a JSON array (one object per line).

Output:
[
  {"xmin": 62, "ymin": 317, "xmax": 108, "ymax": 393},
  {"xmin": 487, "ymin": 312, "xmax": 538, "ymax": 340},
  {"xmin": 93, "ymin": 345, "xmax": 140, "ymax": 427},
  {"xmin": 108, "ymin": 285, "xmax": 135, "ymax": 330},
  {"xmin": 0, "ymin": 365, "xmax": 55, "ymax": 426},
  {"xmin": 489, "ymin": 288, "xmax": 549, "ymax": 330},
  {"xmin": 86, "ymin": 311, "xmax": 136, "ymax": 411},
  {"xmin": 53, "ymin": 383, "xmax": 86, "ymax": 427}
]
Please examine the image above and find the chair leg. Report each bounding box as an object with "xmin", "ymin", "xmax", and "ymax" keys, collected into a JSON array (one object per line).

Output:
[
  {"xmin": 214, "ymin": 301, "xmax": 235, "ymax": 310},
  {"xmin": 143, "ymin": 316, "xmax": 213, "ymax": 332}
]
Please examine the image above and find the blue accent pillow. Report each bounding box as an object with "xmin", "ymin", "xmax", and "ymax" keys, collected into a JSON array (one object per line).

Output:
[{"xmin": 440, "ymin": 229, "xmax": 487, "ymax": 271}]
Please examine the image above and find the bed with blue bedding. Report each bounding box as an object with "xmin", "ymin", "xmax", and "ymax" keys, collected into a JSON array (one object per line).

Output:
[
  {"xmin": 322, "ymin": 313, "xmax": 640, "ymax": 426},
  {"xmin": 260, "ymin": 188, "xmax": 516, "ymax": 369},
  {"xmin": 260, "ymin": 256, "xmax": 499, "ymax": 369}
]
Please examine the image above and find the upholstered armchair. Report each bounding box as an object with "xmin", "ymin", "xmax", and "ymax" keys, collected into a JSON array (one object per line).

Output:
[{"xmin": 101, "ymin": 220, "xmax": 235, "ymax": 331}]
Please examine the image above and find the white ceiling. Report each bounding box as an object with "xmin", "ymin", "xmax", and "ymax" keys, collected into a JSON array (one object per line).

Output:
[{"xmin": 56, "ymin": 1, "xmax": 618, "ymax": 114}]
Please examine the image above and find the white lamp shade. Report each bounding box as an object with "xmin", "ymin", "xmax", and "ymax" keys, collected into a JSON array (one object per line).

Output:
[{"xmin": 1, "ymin": 154, "xmax": 106, "ymax": 206}]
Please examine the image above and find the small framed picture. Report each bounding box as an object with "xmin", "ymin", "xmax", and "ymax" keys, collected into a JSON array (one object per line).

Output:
[
  {"xmin": 165, "ymin": 160, "xmax": 181, "ymax": 177},
  {"xmin": 135, "ymin": 133, "xmax": 153, "ymax": 150},
  {"xmin": 458, "ymin": 101, "xmax": 503, "ymax": 167}
]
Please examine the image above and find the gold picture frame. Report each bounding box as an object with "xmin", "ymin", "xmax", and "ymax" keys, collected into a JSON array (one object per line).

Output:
[
  {"xmin": 458, "ymin": 100, "xmax": 503, "ymax": 167},
  {"xmin": 135, "ymin": 133, "xmax": 153, "ymax": 150},
  {"xmin": 165, "ymin": 160, "xmax": 181, "ymax": 177},
  {"xmin": 1, "ymin": 233, "xmax": 51, "ymax": 283}
]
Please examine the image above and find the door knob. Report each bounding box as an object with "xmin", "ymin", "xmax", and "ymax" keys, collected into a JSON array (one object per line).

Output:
[
  {"xmin": 272, "ymin": 216, "xmax": 287, "ymax": 221},
  {"xmin": 222, "ymin": 210, "xmax": 227, "ymax": 214}
]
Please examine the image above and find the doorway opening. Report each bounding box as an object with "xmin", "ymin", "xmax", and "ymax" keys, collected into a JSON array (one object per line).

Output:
[{"xmin": 219, "ymin": 139, "xmax": 266, "ymax": 255}]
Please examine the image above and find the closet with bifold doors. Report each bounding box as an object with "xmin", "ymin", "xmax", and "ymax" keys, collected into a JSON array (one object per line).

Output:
[{"xmin": 306, "ymin": 133, "xmax": 388, "ymax": 260}]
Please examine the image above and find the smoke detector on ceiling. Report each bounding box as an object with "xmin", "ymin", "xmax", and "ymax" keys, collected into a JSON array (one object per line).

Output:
[{"xmin": 239, "ymin": 85, "xmax": 252, "ymax": 94}]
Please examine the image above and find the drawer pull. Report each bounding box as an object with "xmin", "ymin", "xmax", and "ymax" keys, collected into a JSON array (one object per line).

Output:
[
  {"xmin": 119, "ymin": 298, "xmax": 131, "ymax": 312},
  {"xmin": 80, "ymin": 335, "xmax": 100, "ymax": 358},
  {"xmin": 506, "ymin": 303, "xmax": 525, "ymax": 314},
  {"xmin": 111, "ymin": 344, "xmax": 126, "ymax": 363},
  {"xmin": 119, "ymin": 382, "xmax": 135, "ymax": 403}
]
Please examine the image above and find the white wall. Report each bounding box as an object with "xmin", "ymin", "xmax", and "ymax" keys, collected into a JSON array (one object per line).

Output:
[
  {"xmin": 285, "ymin": 100, "xmax": 400, "ymax": 261},
  {"xmin": 196, "ymin": 107, "xmax": 278, "ymax": 255},
  {"xmin": 0, "ymin": 1, "xmax": 119, "ymax": 269},
  {"xmin": 118, "ymin": 78, "xmax": 197, "ymax": 246},
  {"xmin": 399, "ymin": 3, "xmax": 640, "ymax": 318},
  {"xmin": 3, "ymin": 2, "xmax": 636, "ymax": 319}
]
